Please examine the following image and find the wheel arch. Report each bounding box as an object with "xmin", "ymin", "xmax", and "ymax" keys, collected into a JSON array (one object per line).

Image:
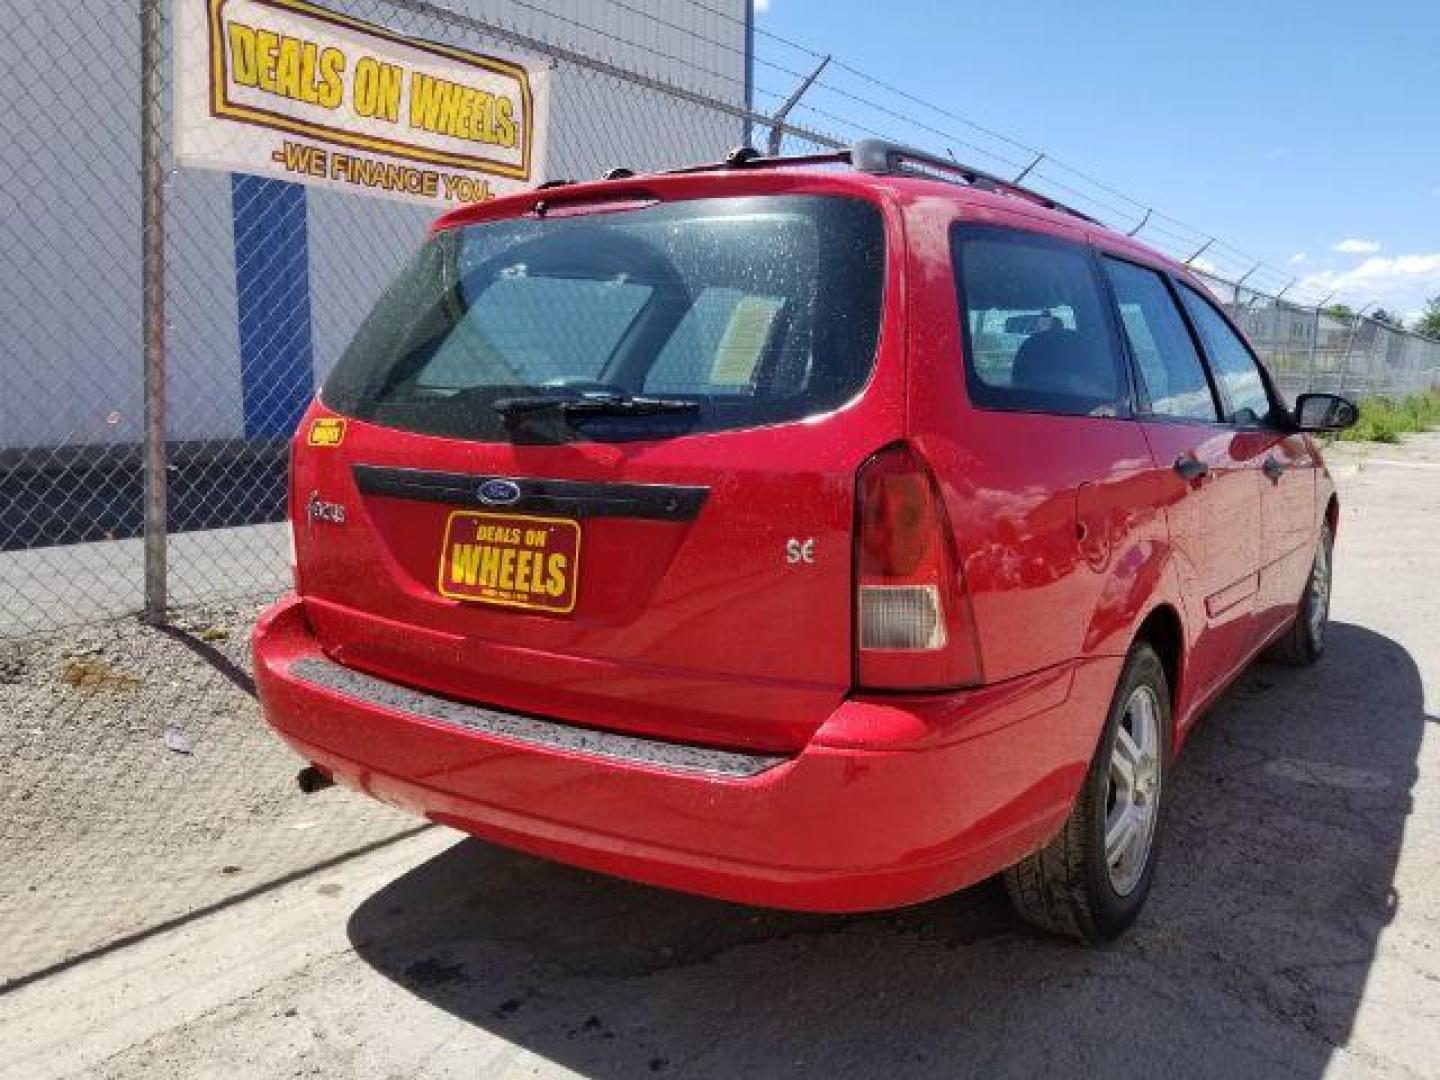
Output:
[{"xmin": 1132, "ymin": 602, "xmax": 1184, "ymax": 723}]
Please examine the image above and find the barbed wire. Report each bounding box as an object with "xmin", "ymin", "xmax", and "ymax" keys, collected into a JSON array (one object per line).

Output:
[
  {"xmin": 350, "ymin": 0, "xmax": 1405, "ymax": 311},
  {"xmin": 666, "ymin": 0, "xmax": 1333, "ymax": 304}
]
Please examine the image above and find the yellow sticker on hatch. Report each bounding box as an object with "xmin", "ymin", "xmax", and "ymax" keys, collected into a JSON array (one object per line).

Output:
[
  {"xmin": 307, "ymin": 417, "xmax": 346, "ymax": 447},
  {"xmin": 709, "ymin": 296, "xmax": 786, "ymax": 385}
]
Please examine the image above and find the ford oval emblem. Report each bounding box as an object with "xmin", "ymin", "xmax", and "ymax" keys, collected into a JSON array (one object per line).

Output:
[{"xmin": 476, "ymin": 478, "xmax": 522, "ymax": 506}]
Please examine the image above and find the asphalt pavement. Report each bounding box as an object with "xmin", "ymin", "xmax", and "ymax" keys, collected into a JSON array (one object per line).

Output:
[{"xmin": 2, "ymin": 434, "xmax": 1437, "ymax": 1079}]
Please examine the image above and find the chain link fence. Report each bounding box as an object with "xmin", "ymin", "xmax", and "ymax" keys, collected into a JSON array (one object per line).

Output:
[
  {"xmin": 1191, "ymin": 270, "xmax": 1440, "ymax": 403},
  {"xmin": 3, "ymin": 0, "xmax": 782, "ymax": 992},
  {"xmin": 2, "ymin": 0, "xmax": 1439, "ymax": 642},
  {"xmin": 2, "ymin": 0, "xmax": 1439, "ymax": 1017}
]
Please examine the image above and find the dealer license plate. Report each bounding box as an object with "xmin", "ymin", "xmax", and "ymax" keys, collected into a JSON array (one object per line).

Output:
[{"xmin": 437, "ymin": 511, "xmax": 581, "ymax": 614}]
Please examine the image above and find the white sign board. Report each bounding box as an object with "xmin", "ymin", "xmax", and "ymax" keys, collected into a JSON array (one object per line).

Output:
[{"xmin": 175, "ymin": 0, "xmax": 549, "ymax": 205}]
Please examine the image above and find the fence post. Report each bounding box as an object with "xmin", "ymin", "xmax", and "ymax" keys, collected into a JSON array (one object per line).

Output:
[
  {"xmin": 1306, "ymin": 306, "xmax": 1321, "ymax": 394},
  {"xmin": 765, "ymin": 54, "xmax": 829, "ymax": 155},
  {"xmin": 140, "ymin": 0, "xmax": 168, "ymax": 622},
  {"xmin": 1338, "ymin": 304, "xmax": 1374, "ymax": 396},
  {"xmin": 1337, "ymin": 321, "xmax": 1353, "ymax": 395}
]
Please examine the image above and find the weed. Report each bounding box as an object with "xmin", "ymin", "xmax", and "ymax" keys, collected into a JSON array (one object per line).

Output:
[
  {"xmin": 60, "ymin": 656, "xmax": 142, "ymax": 691},
  {"xmin": 1337, "ymin": 390, "xmax": 1440, "ymax": 443}
]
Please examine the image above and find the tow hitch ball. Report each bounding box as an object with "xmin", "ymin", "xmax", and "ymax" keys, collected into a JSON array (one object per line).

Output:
[{"xmin": 296, "ymin": 764, "xmax": 334, "ymax": 794}]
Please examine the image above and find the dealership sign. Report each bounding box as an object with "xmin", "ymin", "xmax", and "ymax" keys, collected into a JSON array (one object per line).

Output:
[{"xmin": 175, "ymin": 0, "xmax": 549, "ymax": 205}]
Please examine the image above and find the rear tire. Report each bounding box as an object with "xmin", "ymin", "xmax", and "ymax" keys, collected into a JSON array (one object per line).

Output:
[
  {"xmin": 1265, "ymin": 520, "xmax": 1334, "ymax": 666},
  {"xmin": 1003, "ymin": 642, "xmax": 1171, "ymax": 942}
]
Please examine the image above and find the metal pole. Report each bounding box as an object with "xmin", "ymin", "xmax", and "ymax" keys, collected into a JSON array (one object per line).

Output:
[
  {"xmin": 141, "ymin": 0, "xmax": 168, "ymax": 623},
  {"xmin": 1013, "ymin": 152, "xmax": 1044, "ymax": 184},
  {"xmin": 1235, "ymin": 262, "xmax": 1262, "ymax": 288},
  {"xmin": 1306, "ymin": 305, "xmax": 1321, "ymax": 394},
  {"xmin": 742, "ymin": 0, "xmax": 755, "ymax": 148},
  {"xmin": 1184, "ymin": 237, "xmax": 1215, "ymax": 266},
  {"xmin": 765, "ymin": 54, "xmax": 830, "ymax": 156},
  {"xmin": 1338, "ymin": 301, "xmax": 1377, "ymax": 396},
  {"xmin": 1234, "ymin": 263, "xmax": 1263, "ymax": 307}
]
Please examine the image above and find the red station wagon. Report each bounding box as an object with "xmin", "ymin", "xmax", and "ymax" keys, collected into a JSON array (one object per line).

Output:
[{"xmin": 254, "ymin": 140, "xmax": 1358, "ymax": 940}]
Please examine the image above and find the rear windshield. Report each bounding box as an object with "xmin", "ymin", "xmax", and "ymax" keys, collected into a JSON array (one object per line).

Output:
[{"xmin": 322, "ymin": 194, "xmax": 885, "ymax": 442}]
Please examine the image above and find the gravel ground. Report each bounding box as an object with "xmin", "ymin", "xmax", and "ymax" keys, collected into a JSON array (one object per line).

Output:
[
  {"xmin": 2, "ymin": 433, "xmax": 1438, "ymax": 1079},
  {"xmin": 0, "ymin": 600, "xmax": 417, "ymax": 986}
]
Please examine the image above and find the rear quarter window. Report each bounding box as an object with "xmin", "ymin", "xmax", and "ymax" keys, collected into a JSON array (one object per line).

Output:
[{"xmin": 951, "ymin": 225, "xmax": 1129, "ymax": 418}]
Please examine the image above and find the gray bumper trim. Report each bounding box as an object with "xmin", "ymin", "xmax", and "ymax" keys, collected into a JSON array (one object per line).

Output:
[{"xmin": 288, "ymin": 657, "xmax": 788, "ymax": 780}]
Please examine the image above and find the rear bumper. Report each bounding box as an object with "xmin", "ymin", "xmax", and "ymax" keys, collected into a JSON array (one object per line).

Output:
[{"xmin": 253, "ymin": 594, "xmax": 1120, "ymax": 912}]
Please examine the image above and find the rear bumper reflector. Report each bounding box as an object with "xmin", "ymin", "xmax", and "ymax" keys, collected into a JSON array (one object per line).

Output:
[{"xmin": 287, "ymin": 656, "xmax": 786, "ymax": 779}]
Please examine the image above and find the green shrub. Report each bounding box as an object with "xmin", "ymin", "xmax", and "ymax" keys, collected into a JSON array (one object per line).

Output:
[{"xmin": 1337, "ymin": 390, "xmax": 1440, "ymax": 443}]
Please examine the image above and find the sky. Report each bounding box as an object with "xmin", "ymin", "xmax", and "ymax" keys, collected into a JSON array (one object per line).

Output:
[{"xmin": 751, "ymin": 0, "xmax": 1440, "ymax": 321}]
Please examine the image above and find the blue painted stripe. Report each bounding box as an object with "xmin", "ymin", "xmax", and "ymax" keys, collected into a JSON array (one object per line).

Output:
[{"xmin": 231, "ymin": 174, "xmax": 315, "ymax": 438}]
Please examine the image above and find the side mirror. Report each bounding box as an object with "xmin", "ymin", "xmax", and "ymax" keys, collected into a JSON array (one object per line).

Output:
[{"xmin": 1293, "ymin": 392, "xmax": 1359, "ymax": 432}]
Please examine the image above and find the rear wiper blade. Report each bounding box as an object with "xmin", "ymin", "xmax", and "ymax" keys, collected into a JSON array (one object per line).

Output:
[
  {"xmin": 489, "ymin": 393, "xmax": 579, "ymax": 415},
  {"xmin": 561, "ymin": 395, "xmax": 700, "ymax": 417},
  {"xmin": 491, "ymin": 393, "xmax": 699, "ymax": 417}
]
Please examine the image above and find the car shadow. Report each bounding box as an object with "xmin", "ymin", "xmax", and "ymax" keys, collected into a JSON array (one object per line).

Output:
[{"xmin": 347, "ymin": 622, "xmax": 1425, "ymax": 1078}]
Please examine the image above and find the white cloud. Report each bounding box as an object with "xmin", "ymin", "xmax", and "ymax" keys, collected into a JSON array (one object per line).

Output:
[
  {"xmin": 1332, "ymin": 238, "xmax": 1381, "ymax": 254},
  {"xmin": 753, "ymin": 0, "xmax": 770, "ymax": 10},
  {"xmin": 1289, "ymin": 252, "xmax": 1307, "ymax": 265},
  {"xmin": 1298, "ymin": 253, "xmax": 1440, "ymax": 313}
]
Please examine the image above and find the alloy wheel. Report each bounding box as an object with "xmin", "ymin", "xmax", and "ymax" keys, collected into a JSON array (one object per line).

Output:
[{"xmin": 1105, "ymin": 684, "xmax": 1163, "ymax": 896}]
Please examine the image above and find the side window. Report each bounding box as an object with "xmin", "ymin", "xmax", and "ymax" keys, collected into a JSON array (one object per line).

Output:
[
  {"xmin": 1102, "ymin": 258, "xmax": 1219, "ymax": 422},
  {"xmin": 1178, "ymin": 285, "xmax": 1275, "ymax": 425},
  {"xmin": 952, "ymin": 226, "xmax": 1127, "ymax": 417}
]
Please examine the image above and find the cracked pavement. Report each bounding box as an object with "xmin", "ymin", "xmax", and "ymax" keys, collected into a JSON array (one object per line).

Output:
[{"xmin": 2, "ymin": 433, "xmax": 1438, "ymax": 1078}]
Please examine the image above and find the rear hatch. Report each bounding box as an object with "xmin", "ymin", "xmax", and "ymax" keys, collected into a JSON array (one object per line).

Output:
[{"xmin": 292, "ymin": 181, "xmax": 899, "ymax": 753}]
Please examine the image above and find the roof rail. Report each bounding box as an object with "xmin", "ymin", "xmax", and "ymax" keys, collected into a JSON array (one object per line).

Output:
[
  {"xmin": 848, "ymin": 139, "xmax": 1098, "ymax": 223},
  {"xmin": 652, "ymin": 139, "xmax": 1098, "ymax": 225}
]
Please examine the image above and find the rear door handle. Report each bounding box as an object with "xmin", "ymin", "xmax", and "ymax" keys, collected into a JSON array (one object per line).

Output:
[
  {"xmin": 1263, "ymin": 456, "xmax": 1286, "ymax": 482},
  {"xmin": 1173, "ymin": 454, "xmax": 1209, "ymax": 483}
]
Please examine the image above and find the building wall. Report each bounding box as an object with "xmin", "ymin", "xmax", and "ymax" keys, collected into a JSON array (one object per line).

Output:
[{"xmin": 0, "ymin": 0, "xmax": 751, "ymax": 450}]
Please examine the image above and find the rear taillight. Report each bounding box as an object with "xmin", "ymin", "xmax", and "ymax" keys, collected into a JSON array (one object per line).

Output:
[{"xmin": 855, "ymin": 444, "xmax": 982, "ymax": 690}]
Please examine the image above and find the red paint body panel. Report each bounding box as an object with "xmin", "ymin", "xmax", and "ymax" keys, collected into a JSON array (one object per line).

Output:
[
  {"xmin": 256, "ymin": 595, "xmax": 1119, "ymax": 911},
  {"xmin": 253, "ymin": 164, "xmax": 1337, "ymax": 911},
  {"xmin": 293, "ymin": 411, "xmax": 889, "ymax": 753},
  {"xmin": 291, "ymin": 177, "xmax": 910, "ymax": 753},
  {"xmin": 901, "ymin": 196, "xmax": 1169, "ymax": 683}
]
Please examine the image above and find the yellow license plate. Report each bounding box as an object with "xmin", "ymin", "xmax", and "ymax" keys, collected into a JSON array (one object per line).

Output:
[{"xmin": 437, "ymin": 511, "xmax": 581, "ymax": 613}]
